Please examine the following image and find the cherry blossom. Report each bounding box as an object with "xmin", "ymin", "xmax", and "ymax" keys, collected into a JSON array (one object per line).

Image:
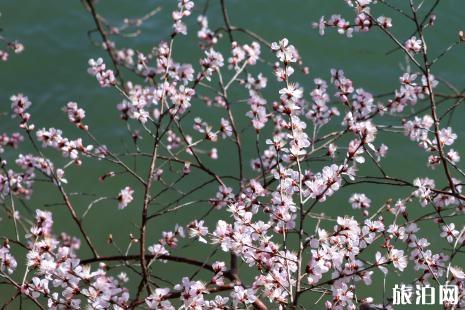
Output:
[
  {"xmin": 117, "ymin": 186, "xmax": 134, "ymax": 209},
  {"xmin": 88, "ymin": 58, "xmax": 116, "ymax": 87},
  {"xmin": 405, "ymin": 36, "xmax": 423, "ymax": 54}
]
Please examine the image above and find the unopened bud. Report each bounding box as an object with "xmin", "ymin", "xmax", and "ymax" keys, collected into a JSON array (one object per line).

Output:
[
  {"xmin": 429, "ymin": 14, "xmax": 436, "ymax": 26},
  {"xmin": 129, "ymin": 233, "xmax": 139, "ymax": 243},
  {"xmin": 459, "ymin": 31, "xmax": 465, "ymax": 42}
]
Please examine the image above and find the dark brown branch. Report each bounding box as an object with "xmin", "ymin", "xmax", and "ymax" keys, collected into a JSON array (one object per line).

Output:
[{"xmin": 83, "ymin": 0, "xmax": 127, "ymax": 91}]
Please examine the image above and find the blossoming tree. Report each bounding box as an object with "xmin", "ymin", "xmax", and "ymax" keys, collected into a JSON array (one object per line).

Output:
[{"xmin": 1, "ymin": 0, "xmax": 465, "ymax": 309}]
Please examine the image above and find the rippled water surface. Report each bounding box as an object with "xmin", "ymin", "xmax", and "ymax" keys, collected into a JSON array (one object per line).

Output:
[{"xmin": 1, "ymin": 1, "xmax": 465, "ymax": 308}]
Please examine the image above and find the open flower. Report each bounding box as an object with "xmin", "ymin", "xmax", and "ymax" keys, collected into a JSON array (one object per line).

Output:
[
  {"xmin": 404, "ymin": 36, "xmax": 422, "ymax": 53},
  {"xmin": 117, "ymin": 186, "xmax": 134, "ymax": 209},
  {"xmin": 389, "ymin": 249, "xmax": 408, "ymax": 271}
]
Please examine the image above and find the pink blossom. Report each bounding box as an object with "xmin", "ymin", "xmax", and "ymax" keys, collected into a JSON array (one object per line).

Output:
[
  {"xmin": 389, "ymin": 249, "xmax": 408, "ymax": 271},
  {"xmin": 88, "ymin": 58, "xmax": 116, "ymax": 87},
  {"xmin": 349, "ymin": 193, "xmax": 371, "ymax": 210},
  {"xmin": 117, "ymin": 186, "xmax": 134, "ymax": 209},
  {"xmin": 231, "ymin": 286, "xmax": 257, "ymax": 306},
  {"xmin": 440, "ymin": 223, "xmax": 459, "ymax": 243},
  {"xmin": 405, "ymin": 36, "xmax": 422, "ymax": 53},
  {"xmin": 377, "ymin": 16, "xmax": 392, "ymax": 29}
]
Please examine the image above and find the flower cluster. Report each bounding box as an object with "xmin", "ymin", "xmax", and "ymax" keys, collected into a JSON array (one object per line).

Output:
[
  {"xmin": 313, "ymin": 1, "xmax": 390, "ymax": 38},
  {"xmin": 63, "ymin": 102, "xmax": 87, "ymax": 130},
  {"xmin": 36, "ymin": 127, "xmax": 94, "ymax": 165},
  {"xmin": 88, "ymin": 58, "xmax": 116, "ymax": 88},
  {"xmin": 10, "ymin": 94, "xmax": 34, "ymax": 130},
  {"xmin": 0, "ymin": 132, "xmax": 23, "ymax": 154},
  {"xmin": 172, "ymin": 0, "xmax": 194, "ymax": 35}
]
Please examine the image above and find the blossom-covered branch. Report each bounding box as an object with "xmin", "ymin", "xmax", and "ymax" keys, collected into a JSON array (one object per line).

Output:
[{"xmin": 1, "ymin": 1, "xmax": 465, "ymax": 309}]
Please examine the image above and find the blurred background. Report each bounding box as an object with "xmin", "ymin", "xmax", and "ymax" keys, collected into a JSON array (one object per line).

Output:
[{"xmin": 1, "ymin": 1, "xmax": 465, "ymax": 308}]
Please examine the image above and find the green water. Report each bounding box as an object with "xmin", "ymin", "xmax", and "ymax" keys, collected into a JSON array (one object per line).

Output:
[{"xmin": 1, "ymin": 1, "xmax": 465, "ymax": 309}]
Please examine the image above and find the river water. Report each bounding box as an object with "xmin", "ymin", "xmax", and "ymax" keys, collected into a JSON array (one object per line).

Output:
[{"xmin": 1, "ymin": 1, "xmax": 465, "ymax": 308}]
